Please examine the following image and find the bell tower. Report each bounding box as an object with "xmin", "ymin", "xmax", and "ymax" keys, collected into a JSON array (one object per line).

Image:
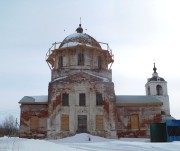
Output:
[{"xmin": 145, "ymin": 63, "xmax": 170, "ymax": 115}]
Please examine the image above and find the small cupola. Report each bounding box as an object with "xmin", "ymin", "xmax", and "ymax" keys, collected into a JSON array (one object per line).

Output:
[
  {"xmin": 76, "ymin": 24, "xmax": 83, "ymax": 33},
  {"xmin": 149, "ymin": 63, "xmax": 165, "ymax": 82}
]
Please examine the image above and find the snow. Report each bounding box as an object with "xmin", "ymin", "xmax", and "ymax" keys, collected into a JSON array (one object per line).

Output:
[
  {"xmin": 19, "ymin": 96, "xmax": 48, "ymax": 103},
  {"xmin": 1, "ymin": 133, "xmax": 180, "ymax": 151},
  {"xmin": 64, "ymin": 33, "xmax": 89, "ymax": 40},
  {"xmin": 83, "ymin": 71, "xmax": 109, "ymax": 82},
  {"xmin": 60, "ymin": 32, "xmax": 100, "ymax": 48},
  {"xmin": 61, "ymin": 42, "xmax": 93, "ymax": 48},
  {"xmin": 52, "ymin": 76, "xmax": 67, "ymax": 83},
  {"xmin": 52, "ymin": 72, "xmax": 109, "ymax": 83},
  {"xmin": 31, "ymin": 96, "xmax": 48, "ymax": 102}
]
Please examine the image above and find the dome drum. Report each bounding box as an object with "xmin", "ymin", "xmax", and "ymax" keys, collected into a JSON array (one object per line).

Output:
[{"xmin": 46, "ymin": 41, "xmax": 113, "ymax": 70}]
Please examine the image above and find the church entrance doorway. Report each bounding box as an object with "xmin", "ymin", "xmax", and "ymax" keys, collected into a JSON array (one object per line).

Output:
[{"xmin": 78, "ymin": 115, "xmax": 87, "ymax": 133}]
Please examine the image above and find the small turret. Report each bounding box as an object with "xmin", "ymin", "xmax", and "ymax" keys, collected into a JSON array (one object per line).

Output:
[{"xmin": 76, "ymin": 24, "xmax": 83, "ymax": 33}]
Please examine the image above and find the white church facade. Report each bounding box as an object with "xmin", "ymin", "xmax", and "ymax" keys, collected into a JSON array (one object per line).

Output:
[{"xmin": 19, "ymin": 24, "xmax": 172, "ymax": 139}]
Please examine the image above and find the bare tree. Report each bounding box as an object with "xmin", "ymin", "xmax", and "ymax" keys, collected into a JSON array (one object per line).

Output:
[
  {"xmin": 0, "ymin": 115, "xmax": 18, "ymax": 137},
  {"xmin": 0, "ymin": 123, "xmax": 3, "ymax": 137}
]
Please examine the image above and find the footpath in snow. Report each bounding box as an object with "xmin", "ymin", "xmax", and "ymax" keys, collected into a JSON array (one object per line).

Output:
[{"xmin": 0, "ymin": 133, "xmax": 180, "ymax": 151}]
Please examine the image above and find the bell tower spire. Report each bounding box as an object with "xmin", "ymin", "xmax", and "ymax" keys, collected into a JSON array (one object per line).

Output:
[
  {"xmin": 153, "ymin": 63, "xmax": 157, "ymax": 73},
  {"xmin": 152, "ymin": 62, "xmax": 158, "ymax": 77}
]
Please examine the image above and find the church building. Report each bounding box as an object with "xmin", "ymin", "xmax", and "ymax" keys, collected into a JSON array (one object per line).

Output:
[{"xmin": 19, "ymin": 24, "xmax": 171, "ymax": 139}]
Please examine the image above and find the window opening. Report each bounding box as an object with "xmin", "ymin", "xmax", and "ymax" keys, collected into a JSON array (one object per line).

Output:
[
  {"xmin": 62, "ymin": 93, "xmax": 69, "ymax": 106},
  {"xmin": 78, "ymin": 53, "xmax": 84, "ymax": 65},
  {"xmin": 96, "ymin": 93, "xmax": 103, "ymax": 106},
  {"xmin": 79, "ymin": 93, "xmax": 85, "ymax": 106},
  {"xmin": 58, "ymin": 56, "xmax": 63, "ymax": 68},
  {"xmin": 98, "ymin": 56, "xmax": 102, "ymax": 69},
  {"xmin": 156, "ymin": 85, "xmax": 163, "ymax": 95},
  {"xmin": 147, "ymin": 86, "xmax": 150, "ymax": 95}
]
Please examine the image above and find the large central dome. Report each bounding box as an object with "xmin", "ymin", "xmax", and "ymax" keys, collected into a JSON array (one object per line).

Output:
[{"xmin": 59, "ymin": 24, "xmax": 101, "ymax": 49}]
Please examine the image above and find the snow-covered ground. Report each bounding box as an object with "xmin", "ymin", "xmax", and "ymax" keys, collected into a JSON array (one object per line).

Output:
[{"xmin": 0, "ymin": 133, "xmax": 180, "ymax": 151}]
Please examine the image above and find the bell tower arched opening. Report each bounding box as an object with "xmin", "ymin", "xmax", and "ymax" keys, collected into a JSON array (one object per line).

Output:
[
  {"xmin": 156, "ymin": 85, "xmax": 163, "ymax": 95},
  {"xmin": 147, "ymin": 86, "xmax": 150, "ymax": 95}
]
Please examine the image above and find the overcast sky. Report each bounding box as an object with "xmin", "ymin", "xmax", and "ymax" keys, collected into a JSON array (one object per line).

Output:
[{"xmin": 0, "ymin": 0, "xmax": 180, "ymax": 122}]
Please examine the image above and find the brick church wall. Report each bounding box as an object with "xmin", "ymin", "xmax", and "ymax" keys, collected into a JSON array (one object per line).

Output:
[
  {"xmin": 19, "ymin": 104, "xmax": 48, "ymax": 139},
  {"xmin": 115, "ymin": 103, "xmax": 162, "ymax": 138}
]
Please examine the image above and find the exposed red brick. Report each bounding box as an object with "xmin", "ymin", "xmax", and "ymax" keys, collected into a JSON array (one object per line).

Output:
[
  {"xmin": 21, "ymin": 111, "xmax": 30, "ymax": 121},
  {"xmin": 103, "ymin": 100, "xmax": 109, "ymax": 114}
]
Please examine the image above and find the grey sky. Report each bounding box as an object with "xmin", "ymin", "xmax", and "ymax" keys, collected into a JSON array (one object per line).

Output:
[{"xmin": 0, "ymin": 0, "xmax": 180, "ymax": 122}]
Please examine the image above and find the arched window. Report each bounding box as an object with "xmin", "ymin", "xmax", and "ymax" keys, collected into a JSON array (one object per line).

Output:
[
  {"xmin": 147, "ymin": 86, "xmax": 150, "ymax": 95},
  {"xmin": 156, "ymin": 85, "xmax": 163, "ymax": 95}
]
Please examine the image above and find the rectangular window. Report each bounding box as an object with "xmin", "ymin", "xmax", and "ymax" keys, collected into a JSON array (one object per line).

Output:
[
  {"xmin": 58, "ymin": 56, "xmax": 63, "ymax": 68},
  {"xmin": 61, "ymin": 114, "xmax": 69, "ymax": 131},
  {"xmin": 30, "ymin": 116, "xmax": 39, "ymax": 130},
  {"xmin": 96, "ymin": 93, "xmax": 103, "ymax": 106},
  {"xmin": 78, "ymin": 53, "xmax": 84, "ymax": 65},
  {"xmin": 130, "ymin": 115, "xmax": 139, "ymax": 129},
  {"xmin": 96, "ymin": 115, "xmax": 104, "ymax": 130},
  {"xmin": 62, "ymin": 93, "xmax": 69, "ymax": 106},
  {"xmin": 98, "ymin": 56, "xmax": 102, "ymax": 69},
  {"xmin": 79, "ymin": 93, "xmax": 86, "ymax": 106}
]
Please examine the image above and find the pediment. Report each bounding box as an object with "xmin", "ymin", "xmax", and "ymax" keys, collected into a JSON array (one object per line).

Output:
[{"xmin": 53, "ymin": 72, "xmax": 109, "ymax": 83}]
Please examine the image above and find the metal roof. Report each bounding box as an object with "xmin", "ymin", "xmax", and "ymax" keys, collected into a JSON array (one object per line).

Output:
[
  {"xmin": 116, "ymin": 95, "xmax": 161, "ymax": 103},
  {"xmin": 149, "ymin": 76, "xmax": 165, "ymax": 82},
  {"xmin": 19, "ymin": 95, "xmax": 48, "ymax": 104}
]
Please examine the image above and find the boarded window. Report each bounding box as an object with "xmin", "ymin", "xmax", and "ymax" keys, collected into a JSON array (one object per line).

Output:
[
  {"xmin": 97, "ymin": 56, "xmax": 102, "ymax": 69},
  {"xmin": 96, "ymin": 115, "xmax": 104, "ymax": 130},
  {"xmin": 30, "ymin": 116, "xmax": 39, "ymax": 130},
  {"xmin": 130, "ymin": 115, "xmax": 139, "ymax": 129},
  {"xmin": 78, "ymin": 53, "xmax": 84, "ymax": 65},
  {"xmin": 61, "ymin": 114, "xmax": 69, "ymax": 131},
  {"xmin": 79, "ymin": 93, "xmax": 85, "ymax": 106},
  {"xmin": 96, "ymin": 93, "xmax": 103, "ymax": 106},
  {"xmin": 58, "ymin": 56, "xmax": 63, "ymax": 68},
  {"xmin": 62, "ymin": 93, "xmax": 69, "ymax": 106}
]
